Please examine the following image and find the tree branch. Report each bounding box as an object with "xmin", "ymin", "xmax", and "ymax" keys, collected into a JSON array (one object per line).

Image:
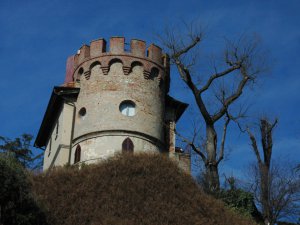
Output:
[
  {"xmin": 212, "ymin": 70, "xmax": 250, "ymax": 122},
  {"xmin": 199, "ymin": 65, "xmax": 241, "ymax": 94},
  {"xmin": 173, "ymin": 36, "xmax": 201, "ymax": 58},
  {"xmin": 175, "ymin": 129, "xmax": 207, "ymax": 162},
  {"xmin": 174, "ymin": 59, "xmax": 213, "ymax": 124},
  {"xmin": 217, "ymin": 115, "xmax": 231, "ymax": 165},
  {"xmin": 246, "ymin": 127, "xmax": 262, "ymax": 164}
]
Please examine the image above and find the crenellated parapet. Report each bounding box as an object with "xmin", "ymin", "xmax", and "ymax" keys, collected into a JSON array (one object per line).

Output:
[{"xmin": 64, "ymin": 37, "xmax": 170, "ymax": 91}]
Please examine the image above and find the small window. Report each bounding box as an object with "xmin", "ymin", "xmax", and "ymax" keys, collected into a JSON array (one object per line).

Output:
[
  {"xmin": 122, "ymin": 138, "xmax": 134, "ymax": 153},
  {"xmin": 74, "ymin": 145, "xmax": 81, "ymax": 164},
  {"xmin": 78, "ymin": 67, "xmax": 84, "ymax": 75},
  {"xmin": 78, "ymin": 107, "xmax": 86, "ymax": 119},
  {"xmin": 55, "ymin": 120, "xmax": 59, "ymax": 140},
  {"xmin": 48, "ymin": 137, "xmax": 52, "ymax": 157},
  {"xmin": 76, "ymin": 67, "xmax": 84, "ymax": 82},
  {"xmin": 150, "ymin": 67, "xmax": 159, "ymax": 80},
  {"xmin": 119, "ymin": 100, "xmax": 136, "ymax": 117}
]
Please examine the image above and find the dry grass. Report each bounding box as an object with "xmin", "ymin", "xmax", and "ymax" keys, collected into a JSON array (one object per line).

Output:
[{"xmin": 31, "ymin": 153, "xmax": 257, "ymax": 225}]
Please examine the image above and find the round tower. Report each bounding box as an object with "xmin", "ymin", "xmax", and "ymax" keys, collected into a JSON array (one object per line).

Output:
[{"xmin": 69, "ymin": 37, "xmax": 170, "ymax": 164}]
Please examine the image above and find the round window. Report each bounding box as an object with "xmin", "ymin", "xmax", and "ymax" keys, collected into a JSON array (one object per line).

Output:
[
  {"xmin": 78, "ymin": 107, "xmax": 86, "ymax": 118},
  {"xmin": 119, "ymin": 100, "xmax": 136, "ymax": 117}
]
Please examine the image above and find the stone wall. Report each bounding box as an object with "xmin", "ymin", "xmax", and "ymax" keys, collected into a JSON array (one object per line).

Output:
[
  {"xmin": 43, "ymin": 103, "xmax": 74, "ymax": 170},
  {"xmin": 70, "ymin": 37, "xmax": 169, "ymax": 161}
]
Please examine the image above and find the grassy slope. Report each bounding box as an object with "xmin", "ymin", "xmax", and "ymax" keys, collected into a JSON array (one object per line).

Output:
[{"xmin": 31, "ymin": 153, "xmax": 257, "ymax": 225}]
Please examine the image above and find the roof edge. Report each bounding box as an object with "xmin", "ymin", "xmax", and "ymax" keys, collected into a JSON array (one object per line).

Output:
[{"xmin": 34, "ymin": 87, "xmax": 80, "ymax": 148}]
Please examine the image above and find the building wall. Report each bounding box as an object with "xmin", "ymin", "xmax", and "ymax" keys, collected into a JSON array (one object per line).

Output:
[
  {"xmin": 43, "ymin": 103, "xmax": 74, "ymax": 170},
  {"xmin": 70, "ymin": 37, "xmax": 168, "ymax": 164},
  {"xmin": 41, "ymin": 37, "xmax": 190, "ymax": 173},
  {"xmin": 74, "ymin": 61, "xmax": 165, "ymax": 141},
  {"xmin": 71, "ymin": 134, "xmax": 159, "ymax": 165},
  {"xmin": 170, "ymin": 153, "xmax": 191, "ymax": 174}
]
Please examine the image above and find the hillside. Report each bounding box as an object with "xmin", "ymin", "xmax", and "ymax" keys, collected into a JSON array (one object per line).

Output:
[{"xmin": 31, "ymin": 153, "xmax": 257, "ymax": 225}]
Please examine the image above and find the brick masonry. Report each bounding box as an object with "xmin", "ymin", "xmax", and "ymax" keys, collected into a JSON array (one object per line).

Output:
[
  {"xmin": 70, "ymin": 37, "xmax": 169, "ymax": 163},
  {"xmin": 40, "ymin": 37, "xmax": 190, "ymax": 173}
]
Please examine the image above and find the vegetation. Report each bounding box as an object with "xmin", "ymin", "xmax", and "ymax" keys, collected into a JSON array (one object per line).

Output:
[
  {"xmin": 158, "ymin": 21, "xmax": 299, "ymax": 224},
  {"xmin": 160, "ymin": 23, "xmax": 267, "ymax": 191},
  {"xmin": 197, "ymin": 173, "xmax": 263, "ymax": 222},
  {"xmin": 0, "ymin": 134, "xmax": 43, "ymax": 169},
  {"xmin": 0, "ymin": 154, "xmax": 46, "ymax": 225},
  {"xmin": 218, "ymin": 188, "xmax": 259, "ymax": 218},
  {"xmin": 246, "ymin": 118, "xmax": 300, "ymax": 225},
  {"xmin": 31, "ymin": 153, "xmax": 257, "ymax": 225}
]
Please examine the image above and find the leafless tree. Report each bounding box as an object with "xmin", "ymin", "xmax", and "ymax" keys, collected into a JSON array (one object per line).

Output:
[
  {"xmin": 247, "ymin": 118, "xmax": 300, "ymax": 225},
  {"xmin": 159, "ymin": 22, "xmax": 266, "ymax": 191}
]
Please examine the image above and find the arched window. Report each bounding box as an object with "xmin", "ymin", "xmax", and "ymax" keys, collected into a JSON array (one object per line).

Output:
[
  {"xmin": 119, "ymin": 100, "xmax": 136, "ymax": 116},
  {"xmin": 76, "ymin": 67, "xmax": 84, "ymax": 82},
  {"xmin": 74, "ymin": 145, "xmax": 81, "ymax": 164},
  {"xmin": 90, "ymin": 61, "xmax": 101, "ymax": 77},
  {"xmin": 150, "ymin": 67, "xmax": 159, "ymax": 80},
  {"xmin": 122, "ymin": 138, "xmax": 134, "ymax": 153}
]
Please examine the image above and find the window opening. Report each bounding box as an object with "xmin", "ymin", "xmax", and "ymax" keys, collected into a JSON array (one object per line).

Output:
[
  {"xmin": 122, "ymin": 138, "xmax": 134, "ymax": 153},
  {"xmin": 119, "ymin": 101, "xmax": 136, "ymax": 116},
  {"xmin": 150, "ymin": 67, "xmax": 159, "ymax": 80},
  {"xmin": 78, "ymin": 107, "xmax": 87, "ymax": 119},
  {"xmin": 55, "ymin": 120, "xmax": 59, "ymax": 140},
  {"xmin": 76, "ymin": 67, "xmax": 84, "ymax": 82},
  {"xmin": 74, "ymin": 145, "xmax": 81, "ymax": 164},
  {"xmin": 48, "ymin": 137, "xmax": 52, "ymax": 157}
]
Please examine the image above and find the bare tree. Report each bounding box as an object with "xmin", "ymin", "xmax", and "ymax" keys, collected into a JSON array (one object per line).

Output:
[
  {"xmin": 247, "ymin": 118, "xmax": 300, "ymax": 225},
  {"xmin": 160, "ymin": 22, "xmax": 266, "ymax": 191}
]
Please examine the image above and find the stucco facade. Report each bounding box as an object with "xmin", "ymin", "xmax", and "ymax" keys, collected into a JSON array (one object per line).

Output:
[{"xmin": 35, "ymin": 37, "xmax": 190, "ymax": 172}]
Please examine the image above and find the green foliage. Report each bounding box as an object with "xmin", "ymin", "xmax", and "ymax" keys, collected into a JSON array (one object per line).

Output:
[
  {"xmin": 0, "ymin": 134, "xmax": 43, "ymax": 169},
  {"xmin": 197, "ymin": 174, "xmax": 262, "ymax": 222},
  {"xmin": 218, "ymin": 188, "xmax": 258, "ymax": 218},
  {"xmin": 0, "ymin": 155, "xmax": 47, "ymax": 225}
]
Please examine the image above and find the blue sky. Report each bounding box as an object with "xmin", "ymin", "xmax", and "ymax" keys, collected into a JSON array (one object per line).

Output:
[{"xmin": 0, "ymin": 0, "xmax": 299, "ymax": 178}]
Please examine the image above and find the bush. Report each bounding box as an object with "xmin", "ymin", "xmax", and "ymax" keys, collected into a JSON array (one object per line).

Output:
[
  {"xmin": 217, "ymin": 188, "xmax": 261, "ymax": 219},
  {"xmin": 0, "ymin": 154, "xmax": 47, "ymax": 225}
]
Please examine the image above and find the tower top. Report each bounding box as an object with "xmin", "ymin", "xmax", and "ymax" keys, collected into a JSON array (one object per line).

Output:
[
  {"xmin": 77, "ymin": 37, "xmax": 163, "ymax": 64},
  {"xmin": 64, "ymin": 37, "xmax": 169, "ymax": 85}
]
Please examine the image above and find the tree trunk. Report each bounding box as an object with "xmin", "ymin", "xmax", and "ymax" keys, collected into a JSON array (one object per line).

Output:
[
  {"xmin": 260, "ymin": 164, "xmax": 272, "ymax": 225},
  {"xmin": 205, "ymin": 124, "xmax": 220, "ymax": 191}
]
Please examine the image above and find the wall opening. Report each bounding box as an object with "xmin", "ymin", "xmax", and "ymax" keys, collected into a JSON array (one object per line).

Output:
[
  {"xmin": 150, "ymin": 67, "xmax": 159, "ymax": 80},
  {"xmin": 55, "ymin": 120, "xmax": 59, "ymax": 140},
  {"xmin": 76, "ymin": 67, "xmax": 84, "ymax": 82},
  {"xmin": 122, "ymin": 138, "xmax": 134, "ymax": 153},
  {"xmin": 119, "ymin": 100, "xmax": 136, "ymax": 116},
  {"xmin": 48, "ymin": 137, "xmax": 52, "ymax": 157},
  {"xmin": 74, "ymin": 145, "xmax": 81, "ymax": 164},
  {"xmin": 78, "ymin": 107, "xmax": 87, "ymax": 119}
]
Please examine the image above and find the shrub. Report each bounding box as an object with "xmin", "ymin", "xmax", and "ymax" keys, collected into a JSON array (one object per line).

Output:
[{"xmin": 0, "ymin": 154, "xmax": 47, "ymax": 225}]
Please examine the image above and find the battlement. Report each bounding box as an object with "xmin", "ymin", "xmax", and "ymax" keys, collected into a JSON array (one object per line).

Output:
[
  {"xmin": 75, "ymin": 37, "xmax": 163, "ymax": 66},
  {"xmin": 64, "ymin": 37, "xmax": 170, "ymax": 90}
]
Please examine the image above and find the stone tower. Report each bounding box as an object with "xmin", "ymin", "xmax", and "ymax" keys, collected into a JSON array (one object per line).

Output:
[{"xmin": 34, "ymin": 37, "xmax": 189, "ymax": 171}]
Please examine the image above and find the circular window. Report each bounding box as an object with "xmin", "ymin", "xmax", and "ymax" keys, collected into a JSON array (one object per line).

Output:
[
  {"xmin": 78, "ymin": 107, "xmax": 86, "ymax": 118},
  {"xmin": 119, "ymin": 100, "xmax": 136, "ymax": 117}
]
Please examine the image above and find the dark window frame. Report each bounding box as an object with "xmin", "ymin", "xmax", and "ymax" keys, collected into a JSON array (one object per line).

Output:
[
  {"xmin": 122, "ymin": 138, "xmax": 134, "ymax": 153},
  {"xmin": 74, "ymin": 145, "xmax": 81, "ymax": 163}
]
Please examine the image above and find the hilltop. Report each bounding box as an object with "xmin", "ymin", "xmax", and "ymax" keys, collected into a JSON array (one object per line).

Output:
[{"xmin": 31, "ymin": 153, "xmax": 257, "ymax": 225}]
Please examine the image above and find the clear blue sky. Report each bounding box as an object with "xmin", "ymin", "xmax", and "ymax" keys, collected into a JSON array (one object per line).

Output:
[{"xmin": 0, "ymin": 0, "xmax": 299, "ymax": 177}]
